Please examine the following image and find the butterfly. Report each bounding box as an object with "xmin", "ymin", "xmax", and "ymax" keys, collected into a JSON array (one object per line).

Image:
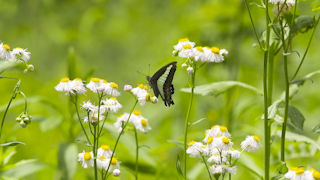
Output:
[{"xmin": 146, "ymin": 61, "xmax": 177, "ymax": 107}]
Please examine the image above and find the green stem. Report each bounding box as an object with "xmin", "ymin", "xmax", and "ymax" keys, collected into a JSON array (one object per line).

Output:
[
  {"xmin": 106, "ymin": 99, "xmax": 138, "ymax": 175},
  {"xmin": 263, "ymin": 0, "xmax": 271, "ymax": 179},
  {"xmin": 184, "ymin": 63, "xmax": 196, "ymax": 179},
  {"xmin": 134, "ymin": 127, "xmax": 139, "ymax": 180},
  {"xmin": 267, "ymin": 45, "xmax": 275, "ymax": 106},
  {"xmin": 244, "ymin": 0, "xmax": 263, "ymax": 48},
  {"xmin": 202, "ymin": 156, "xmax": 212, "ymax": 180},
  {"xmin": 93, "ymin": 125, "xmax": 98, "ymax": 180},
  {"xmin": 291, "ymin": 15, "xmax": 320, "ymax": 81},
  {"xmin": 0, "ymin": 94, "xmax": 15, "ymax": 140},
  {"xmin": 74, "ymin": 98, "xmax": 92, "ymax": 145}
]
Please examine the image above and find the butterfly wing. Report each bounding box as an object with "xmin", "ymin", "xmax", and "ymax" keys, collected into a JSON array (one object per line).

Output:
[{"xmin": 149, "ymin": 61, "xmax": 177, "ymax": 106}]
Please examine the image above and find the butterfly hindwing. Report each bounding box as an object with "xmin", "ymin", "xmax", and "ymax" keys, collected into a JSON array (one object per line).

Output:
[{"xmin": 147, "ymin": 61, "xmax": 177, "ymax": 106}]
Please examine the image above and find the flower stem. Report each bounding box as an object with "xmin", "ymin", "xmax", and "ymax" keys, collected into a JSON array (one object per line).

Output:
[
  {"xmin": 201, "ymin": 156, "xmax": 212, "ymax": 180},
  {"xmin": 134, "ymin": 127, "xmax": 139, "ymax": 180},
  {"xmin": 263, "ymin": 0, "xmax": 271, "ymax": 178},
  {"xmin": 106, "ymin": 99, "xmax": 138, "ymax": 174},
  {"xmin": 184, "ymin": 63, "xmax": 196, "ymax": 179},
  {"xmin": 93, "ymin": 125, "xmax": 98, "ymax": 180},
  {"xmin": 74, "ymin": 97, "xmax": 92, "ymax": 145}
]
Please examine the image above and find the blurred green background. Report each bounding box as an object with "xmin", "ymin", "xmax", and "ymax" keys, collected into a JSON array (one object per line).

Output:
[{"xmin": 0, "ymin": 0, "xmax": 320, "ymax": 179}]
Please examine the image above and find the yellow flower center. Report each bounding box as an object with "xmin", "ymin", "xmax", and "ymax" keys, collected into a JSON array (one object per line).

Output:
[
  {"xmin": 133, "ymin": 110, "xmax": 141, "ymax": 115},
  {"xmin": 201, "ymin": 146, "xmax": 206, "ymax": 149},
  {"xmin": 211, "ymin": 47, "xmax": 220, "ymax": 54},
  {"xmin": 14, "ymin": 47, "xmax": 22, "ymax": 50},
  {"xmin": 204, "ymin": 46, "xmax": 210, "ymax": 49},
  {"xmin": 196, "ymin": 46, "xmax": 204, "ymax": 52},
  {"xmin": 99, "ymin": 155, "xmax": 106, "ymax": 160},
  {"xmin": 229, "ymin": 148, "xmax": 235, "ymax": 151},
  {"xmin": 110, "ymin": 82, "xmax": 118, "ymax": 89},
  {"xmin": 110, "ymin": 97, "xmax": 117, "ymax": 101},
  {"xmin": 111, "ymin": 157, "xmax": 117, "ymax": 165},
  {"xmin": 141, "ymin": 119, "xmax": 148, "ymax": 126},
  {"xmin": 102, "ymin": 79, "xmax": 107, "ymax": 83},
  {"xmin": 204, "ymin": 130, "xmax": 209, "ymax": 136},
  {"xmin": 188, "ymin": 140, "xmax": 196, "ymax": 147},
  {"xmin": 101, "ymin": 144, "xmax": 110, "ymax": 150},
  {"xmin": 310, "ymin": 168, "xmax": 316, "ymax": 172},
  {"xmin": 216, "ymin": 134, "xmax": 223, "ymax": 138},
  {"xmin": 183, "ymin": 44, "xmax": 192, "ymax": 49},
  {"xmin": 296, "ymin": 168, "xmax": 304, "ymax": 175},
  {"xmin": 212, "ymin": 125, "xmax": 219, "ymax": 129},
  {"xmin": 60, "ymin": 77, "xmax": 70, "ymax": 82},
  {"xmin": 313, "ymin": 171, "xmax": 320, "ymax": 179},
  {"xmin": 3, "ymin": 44, "xmax": 10, "ymax": 51},
  {"xmin": 84, "ymin": 152, "xmax": 92, "ymax": 161},
  {"xmin": 214, "ymin": 153, "xmax": 220, "ymax": 157},
  {"xmin": 179, "ymin": 38, "xmax": 189, "ymax": 42},
  {"xmin": 74, "ymin": 78, "xmax": 82, "ymax": 81},
  {"xmin": 91, "ymin": 77, "xmax": 100, "ymax": 82},
  {"xmin": 146, "ymin": 93, "xmax": 151, "ymax": 101},
  {"xmin": 143, "ymin": 85, "xmax": 149, "ymax": 90},
  {"xmin": 118, "ymin": 114, "xmax": 123, "ymax": 118},
  {"xmin": 220, "ymin": 126, "xmax": 227, "ymax": 132},
  {"xmin": 207, "ymin": 137, "xmax": 213, "ymax": 144},
  {"xmin": 138, "ymin": 84, "xmax": 144, "ymax": 89},
  {"xmin": 222, "ymin": 137, "xmax": 230, "ymax": 144},
  {"xmin": 253, "ymin": 135, "xmax": 260, "ymax": 142},
  {"xmin": 289, "ymin": 167, "xmax": 298, "ymax": 171}
]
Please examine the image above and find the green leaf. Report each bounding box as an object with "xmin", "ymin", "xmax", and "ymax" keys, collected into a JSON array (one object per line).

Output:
[
  {"xmin": 276, "ymin": 161, "xmax": 288, "ymax": 174},
  {"xmin": 189, "ymin": 118, "xmax": 206, "ymax": 127},
  {"xmin": 0, "ymin": 141, "xmax": 25, "ymax": 147},
  {"xmin": 261, "ymin": 100, "xmax": 283, "ymax": 120},
  {"xmin": 167, "ymin": 140, "xmax": 184, "ymax": 149},
  {"xmin": 283, "ymin": 51, "xmax": 300, "ymax": 57},
  {"xmin": 271, "ymin": 174, "xmax": 286, "ymax": 180},
  {"xmin": 312, "ymin": 0, "xmax": 320, "ymax": 11},
  {"xmin": 39, "ymin": 115, "xmax": 63, "ymax": 132},
  {"xmin": 292, "ymin": 15, "xmax": 315, "ymax": 34},
  {"xmin": 277, "ymin": 131, "xmax": 320, "ymax": 150},
  {"xmin": 0, "ymin": 61, "xmax": 18, "ymax": 72},
  {"xmin": 64, "ymin": 143, "xmax": 78, "ymax": 180},
  {"xmin": 180, "ymin": 81, "xmax": 263, "ymax": 96},
  {"xmin": 0, "ymin": 160, "xmax": 48, "ymax": 178},
  {"xmin": 312, "ymin": 124, "xmax": 320, "ymax": 134},
  {"xmin": 277, "ymin": 105, "xmax": 305, "ymax": 132},
  {"xmin": 77, "ymin": 140, "xmax": 92, "ymax": 147},
  {"xmin": 176, "ymin": 155, "xmax": 183, "ymax": 179}
]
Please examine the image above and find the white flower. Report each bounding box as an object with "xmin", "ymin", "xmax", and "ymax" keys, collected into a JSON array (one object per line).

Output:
[
  {"xmin": 83, "ymin": 110, "xmax": 105, "ymax": 123},
  {"xmin": 11, "ymin": 47, "xmax": 31, "ymax": 62},
  {"xmin": 203, "ymin": 125, "xmax": 221, "ymax": 142},
  {"xmin": 207, "ymin": 153, "xmax": 225, "ymax": 164},
  {"xmin": 223, "ymin": 165, "xmax": 237, "ymax": 175},
  {"xmin": 97, "ymin": 155, "xmax": 109, "ymax": 169},
  {"xmin": 86, "ymin": 77, "xmax": 101, "ymax": 93},
  {"xmin": 210, "ymin": 165, "xmax": 223, "ymax": 174},
  {"xmin": 213, "ymin": 136, "xmax": 234, "ymax": 151},
  {"xmin": 97, "ymin": 144, "xmax": 113, "ymax": 158},
  {"xmin": 106, "ymin": 157, "xmax": 121, "ymax": 172},
  {"xmin": 113, "ymin": 169, "xmax": 121, "ymax": 177},
  {"xmin": 70, "ymin": 78, "xmax": 87, "ymax": 94},
  {"xmin": 173, "ymin": 38, "xmax": 196, "ymax": 51},
  {"xmin": 178, "ymin": 44, "xmax": 195, "ymax": 58},
  {"xmin": 55, "ymin": 77, "xmax": 73, "ymax": 95},
  {"xmin": 137, "ymin": 92, "xmax": 152, "ymax": 107},
  {"xmin": 269, "ymin": 0, "xmax": 295, "ymax": 5},
  {"xmin": 284, "ymin": 168, "xmax": 308, "ymax": 180},
  {"xmin": 240, "ymin": 135, "xmax": 262, "ymax": 152},
  {"xmin": 131, "ymin": 84, "xmax": 148, "ymax": 97},
  {"xmin": 305, "ymin": 168, "xmax": 319, "ymax": 180},
  {"xmin": 124, "ymin": 85, "xmax": 132, "ymax": 91},
  {"xmin": 0, "ymin": 43, "xmax": 13, "ymax": 60},
  {"xmin": 81, "ymin": 100, "xmax": 96, "ymax": 112},
  {"xmin": 103, "ymin": 81, "xmax": 121, "ymax": 97},
  {"xmin": 114, "ymin": 113, "xmax": 130, "ymax": 130},
  {"xmin": 205, "ymin": 136, "xmax": 216, "ymax": 152},
  {"xmin": 227, "ymin": 148, "xmax": 240, "ymax": 159},
  {"xmin": 204, "ymin": 47, "xmax": 228, "ymax": 63},
  {"xmin": 100, "ymin": 97, "xmax": 122, "ymax": 113},
  {"xmin": 134, "ymin": 118, "xmax": 151, "ymax": 133},
  {"xmin": 187, "ymin": 67, "xmax": 194, "ymax": 74},
  {"xmin": 215, "ymin": 126, "xmax": 231, "ymax": 138},
  {"xmin": 193, "ymin": 46, "xmax": 207, "ymax": 62},
  {"xmin": 186, "ymin": 141, "xmax": 203, "ymax": 157},
  {"xmin": 78, "ymin": 151, "xmax": 94, "ymax": 168},
  {"xmin": 129, "ymin": 110, "xmax": 146, "ymax": 126}
]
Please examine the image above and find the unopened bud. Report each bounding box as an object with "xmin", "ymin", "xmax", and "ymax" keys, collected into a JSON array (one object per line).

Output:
[
  {"xmin": 187, "ymin": 67, "xmax": 194, "ymax": 74},
  {"xmin": 181, "ymin": 63, "xmax": 187, "ymax": 69},
  {"xmin": 27, "ymin": 64, "xmax": 34, "ymax": 71},
  {"xmin": 172, "ymin": 50, "xmax": 179, "ymax": 57},
  {"xmin": 113, "ymin": 169, "xmax": 121, "ymax": 176}
]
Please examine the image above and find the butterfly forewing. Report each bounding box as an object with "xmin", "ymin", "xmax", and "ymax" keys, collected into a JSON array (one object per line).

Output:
[{"xmin": 148, "ymin": 61, "xmax": 177, "ymax": 106}]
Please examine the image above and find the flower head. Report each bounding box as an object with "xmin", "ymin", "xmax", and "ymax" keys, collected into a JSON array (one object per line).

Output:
[
  {"xmin": 97, "ymin": 155, "xmax": 109, "ymax": 169},
  {"xmin": 100, "ymin": 97, "xmax": 122, "ymax": 113},
  {"xmin": 124, "ymin": 85, "xmax": 132, "ymax": 91},
  {"xmin": 134, "ymin": 118, "xmax": 151, "ymax": 133},
  {"xmin": 55, "ymin": 77, "xmax": 73, "ymax": 95},
  {"xmin": 186, "ymin": 141, "xmax": 204, "ymax": 157},
  {"xmin": 11, "ymin": 47, "xmax": 31, "ymax": 62},
  {"xmin": 114, "ymin": 113, "xmax": 130, "ymax": 131},
  {"xmin": 0, "ymin": 43, "xmax": 13, "ymax": 60},
  {"xmin": 284, "ymin": 167, "xmax": 307, "ymax": 180},
  {"xmin": 173, "ymin": 38, "xmax": 196, "ymax": 51},
  {"xmin": 81, "ymin": 100, "xmax": 96, "ymax": 112},
  {"xmin": 101, "ymin": 81, "xmax": 121, "ymax": 97},
  {"xmin": 240, "ymin": 135, "xmax": 262, "ymax": 152},
  {"xmin": 78, "ymin": 151, "xmax": 94, "ymax": 168},
  {"xmin": 178, "ymin": 44, "xmax": 195, "ymax": 58},
  {"xmin": 70, "ymin": 78, "xmax": 87, "ymax": 94},
  {"xmin": 87, "ymin": 77, "xmax": 101, "ymax": 93},
  {"xmin": 204, "ymin": 47, "xmax": 228, "ymax": 63},
  {"xmin": 106, "ymin": 157, "xmax": 121, "ymax": 172},
  {"xmin": 213, "ymin": 136, "xmax": 234, "ymax": 151},
  {"xmin": 193, "ymin": 46, "xmax": 207, "ymax": 62},
  {"xmin": 98, "ymin": 144, "xmax": 113, "ymax": 158}
]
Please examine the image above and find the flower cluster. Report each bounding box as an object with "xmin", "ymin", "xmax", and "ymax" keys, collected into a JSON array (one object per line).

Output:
[
  {"xmin": 186, "ymin": 125, "xmax": 262, "ymax": 176},
  {"xmin": 78, "ymin": 145, "xmax": 121, "ymax": 176},
  {"xmin": 126, "ymin": 84, "xmax": 158, "ymax": 107},
  {"xmin": 15, "ymin": 111, "xmax": 32, "ymax": 128},
  {"xmin": 172, "ymin": 38, "xmax": 228, "ymax": 74},
  {"xmin": 0, "ymin": 41, "xmax": 34, "ymax": 74},
  {"xmin": 114, "ymin": 110, "xmax": 151, "ymax": 134},
  {"xmin": 284, "ymin": 167, "xmax": 320, "ymax": 180},
  {"xmin": 269, "ymin": 0, "xmax": 296, "ymax": 5}
]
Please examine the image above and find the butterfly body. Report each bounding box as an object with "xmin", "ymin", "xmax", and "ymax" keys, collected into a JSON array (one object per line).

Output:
[{"xmin": 147, "ymin": 61, "xmax": 177, "ymax": 106}]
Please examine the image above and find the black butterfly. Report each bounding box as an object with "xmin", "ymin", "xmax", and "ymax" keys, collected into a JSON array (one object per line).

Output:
[{"xmin": 146, "ymin": 61, "xmax": 177, "ymax": 107}]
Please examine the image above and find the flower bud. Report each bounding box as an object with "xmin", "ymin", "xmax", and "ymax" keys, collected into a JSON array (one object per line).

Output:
[
  {"xmin": 27, "ymin": 64, "xmax": 34, "ymax": 71},
  {"xmin": 181, "ymin": 63, "xmax": 187, "ymax": 69},
  {"xmin": 20, "ymin": 121, "xmax": 27, "ymax": 128},
  {"xmin": 187, "ymin": 67, "xmax": 194, "ymax": 74},
  {"xmin": 113, "ymin": 169, "xmax": 121, "ymax": 177},
  {"xmin": 23, "ymin": 69, "xmax": 29, "ymax": 75},
  {"xmin": 194, "ymin": 56, "xmax": 199, "ymax": 62},
  {"xmin": 151, "ymin": 96, "xmax": 158, "ymax": 104},
  {"xmin": 172, "ymin": 50, "xmax": 179, "ymax": 57},
  {"xmin": 124, "ymin": 85, "xmax": 132, "ymax": 91}
]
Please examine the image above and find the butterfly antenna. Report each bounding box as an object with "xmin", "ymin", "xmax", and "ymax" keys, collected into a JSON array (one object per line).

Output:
[{"xmin": 137, "ymin": 71, "xmax": 148, "ymax": 77}]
